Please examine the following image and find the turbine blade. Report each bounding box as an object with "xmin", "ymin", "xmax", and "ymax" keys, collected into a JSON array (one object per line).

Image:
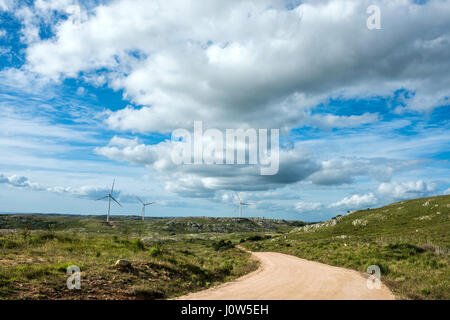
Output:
[
  {"xmin": 96, "ymin": 196, "xmax": 108, "ymax": 201},
  {"xmin": 110, "ymin": 195, "xmax": 122, "ymax": 207},
  {"xmin": 145, "ymin": 202, "xmax": 155, "ymax": 206},
  {"xmin": 136, "ymin": 196, "xmax": 144, "ymax": 204},
  {"xmin": 234, "ymin": 191, "xmax": 241, "ymax": 202},
  {"xmin": 110, "ymin": 178, "xmax": 115, "ymax": 195}
]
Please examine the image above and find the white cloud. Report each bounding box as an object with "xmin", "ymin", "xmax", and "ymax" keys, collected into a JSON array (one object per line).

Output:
[
  {"xmin": 95, "ymin": 136, "xmax": 320, "ymax": 197},
  {"xmin": 0, "ymin": 0, "xmax": 12, "ymax": 11},
  {"xmin": 0, "ymin": 173, "xmax": 40, "ymax": 189},
  {"xmin": 377, "ymin": 180, "xmax": 437, "ymax": 200},
  {"xmin": 443, "ymin": 188, "xmax": 450, "ymax": 195},
  {"xmin": 20, "ymin": 0, "xmax": 450, "ymax": 133},
  {"xmin": 329, "ymin": 192, "xmax": 378, "ymax": 209},
  {"xmin": 307, "ymin": 158, "xmax": 403, "ymax": 186},
  {"xmin": 308, "ymin": 113, "xmax": 380, "ymax": 129},
  {"xmin": 295, "ymin": 201, "xmax": 323, "ymax": 213},
  {"xmin": 0, "ymin": 172, "xmax": 131, "ymax": 201}
]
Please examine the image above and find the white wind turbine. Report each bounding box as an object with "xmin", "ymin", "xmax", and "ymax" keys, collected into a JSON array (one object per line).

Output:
[
  {"xmin": 136, "ymin": 197, "xmax": 155, "ymax": 221},
  {"xmin": 96, "ymin": 179, "xmax": 121, "ymax": 222},
  {"xmin": 234, "ymin": 192, "xmax": 250, "ymax": 218}
]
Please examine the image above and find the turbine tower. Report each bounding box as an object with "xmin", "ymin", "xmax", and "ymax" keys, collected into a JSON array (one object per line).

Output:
[
  {"xmin": 136, "ymin": 197, "xmax": 155, "ymax": 221},
  {"xmin": 235, "ymin": 192, "xmax": 249, "ymax": 218},
  {"xmin": 96, "ymin": 179, "xmax": 122, "ymax": 222}
]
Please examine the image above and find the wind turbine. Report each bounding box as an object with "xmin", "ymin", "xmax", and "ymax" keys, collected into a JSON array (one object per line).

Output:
[
  {"xmin": 136, "ymin": 197, "xmax": 155, "ymax": 221},
  {"xmin": 96, "ymin": 179, "xmax": 121, "ymax": 222},
  {"xmin": 234, "ymin": 192, "xmax": 250, "ymax": 218}
]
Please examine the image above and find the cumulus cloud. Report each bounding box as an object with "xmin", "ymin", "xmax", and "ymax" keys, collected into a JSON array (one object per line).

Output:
[
  {"xmin": 376, "ymin": 180, "xmax": 437, "ymax": 200},
  {"xmin": 94, "ymin": 133, "xmax": 427, "ymax": 199},
  {"xmin": 0, "ymin": 173, "xmax": 39, "ymax": 189},
  {"xmin": 0, "ymin": 172, "xmax": 125, "ymax": 201},
  {"xmin": 94, "ymin": 136, "xmax": 164, "ymax": 166},
  {"xmin": 95, "ymin": 136, "xmax": 320, "ymax": 197},
  {"xmin": 308, "ymin": 113, "xmax": 380, "ymax": 129},
  {"xmin": 307, "ymin": 158, "xmax": 407, "ymax": 186},
  {"xmin": 295, "ymin": 201, "xmax": 323, "ymax": 213},
  {"xmin": 20, "ymin": 0, "xmax": 450, "ymax": 133},
  {"xmin": 329, "ymin": 192, "xmax": 378, "ymax": 209},
  {"xmin": 0, "ymin": 0, "xmax": 13, "ymax": 11},
  {"xmin": 2, "ymin": 0, "xmax": 448, "ymax": 218}
]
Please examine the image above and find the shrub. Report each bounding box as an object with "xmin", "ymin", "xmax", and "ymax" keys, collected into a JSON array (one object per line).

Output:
[
  {"xmin": 212, "ymin": 240, "xmax": 234, "ymax": 251},
  {"xmin": 384, "ymin": 242, "xmax": 425, "ymax": 260},
  {"xmin": 420, "ymin": 288, "xmax": 431, "ymax": 295},
  {"xmin": 149, "ymin": 245, "xmax": 162, "ymax": 257},
  {"xmin": 20, "ymin": 228, "xmax": 31, "ymax": 242},
  {"xmin": 218, "ymin": 260, "xmax": 233, "ymax": 275},
  {"xmin": 38, "ymin": 232, "xmax": 55, "ymax": 241},
  {"xmin": 240, "ymin": 235, "xmax": 271, "ymax": 243},
  {"xmin": 132, "ymin": 286, "xmax": 165, "ymax": 299},
  {"xmin": 133, "ymin": 239, "xmax": 146, "ymax": 251},
  {"xmin": 4, "ymin": 239, "xmax": 21, "ymax": 249}
]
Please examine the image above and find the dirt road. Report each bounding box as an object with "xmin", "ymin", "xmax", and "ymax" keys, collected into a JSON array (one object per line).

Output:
[{"xmin": 178, "ymin": 251, "xmax": 395, "ymax": 300}]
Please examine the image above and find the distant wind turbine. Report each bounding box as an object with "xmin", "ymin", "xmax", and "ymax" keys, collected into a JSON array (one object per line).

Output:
[
  {"xmin": 136, "ymin": 197, "xmax": 155, "ymax": 221},
  {"xmin": 234, "ymin": 192, "xmax": 250, "ymax": 218},
  {"xmin": 96, "ymin": 179, "xmax": 121, "ymax": 222}
]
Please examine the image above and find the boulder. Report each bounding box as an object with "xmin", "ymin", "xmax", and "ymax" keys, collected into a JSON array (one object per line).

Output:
[{"xmin": 115, "ymin": 259, "xmax": 131, "ymax": 269}]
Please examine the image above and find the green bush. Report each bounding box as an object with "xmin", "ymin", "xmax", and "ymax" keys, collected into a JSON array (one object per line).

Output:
[
  {"xmin": 212, "ymin": 240, "xmax": 234, "ymax": 251},
  {"xmin": 0, "ymin": 239, "xmax": 21, "ymax": 249},
  {"xmin": 420, "ymin": 288, "xmax": 431, "ymax": 295},
  {"xmin": 241, "ymin": 235, "xmax": 271, "ymax": 242},
  {"xmin": 133, "ymin": 239, "xmax": 146, "ymax": 251},
  {"xmin": 218, "ymin": 260, "xmax": 233, "ymax": 275},
  {"xmin": 149, "ymin": 245, "xmax": 162, "ymax": 257}
]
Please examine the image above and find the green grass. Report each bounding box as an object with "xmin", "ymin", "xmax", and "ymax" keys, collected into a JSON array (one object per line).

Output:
[
  {"xmin": 2, "ymin": 196, "xmax": 447, "ymax": 300},
  {"xmin": 0, "ymin": 231, "xmax": 259, "ymax": 299},
  {"xmin": 0, "ymin": 215, "xmax": 303, "ymax": 235},
  {"xmin": 241, "ymin": 195, "xmax": 450, "ymax": 300}
]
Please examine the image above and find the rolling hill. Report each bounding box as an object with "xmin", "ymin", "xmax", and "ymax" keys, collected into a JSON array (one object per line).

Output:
[{"xmin": 241, "ymin": 195, "xmax": 450, "ymax": 299}]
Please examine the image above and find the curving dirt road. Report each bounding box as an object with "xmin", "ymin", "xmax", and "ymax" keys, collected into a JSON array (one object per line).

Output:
[{"xmin": 178, "ymin": 250, "xmax": 395, "ymax": 300}]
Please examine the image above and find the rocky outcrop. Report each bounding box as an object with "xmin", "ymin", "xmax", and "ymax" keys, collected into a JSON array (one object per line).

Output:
[
  {"xmin": 352, "ymin": 219, "xmax": 368, "ymax": 227},
  {"xmin": 290, "ymin": 216, "xmax": 343, "ymax": 233}
]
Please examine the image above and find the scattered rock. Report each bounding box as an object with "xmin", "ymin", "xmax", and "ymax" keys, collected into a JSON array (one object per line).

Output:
[
  {"xmin": 115, "ymin": 259, "xmax": 131, "ymax": 270},
  {"xmin": 352, "ymin": 219, "xmax": 368, "ymax": 227},
  {"xmin": 423, "ymin": 201, "xmax": 430, "ymax": 207},
  {"xmin": 291, "ymin": 216, "xmax": 343, "ymax": 233},
  {"xmin": 415, "ymin": 215, "xmax": 432, "ymax": 221}
]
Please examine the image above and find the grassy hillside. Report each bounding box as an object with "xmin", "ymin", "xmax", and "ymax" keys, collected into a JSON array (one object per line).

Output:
[
  {"xmin": 241, "ymin": 195, "xmax": 450, "ymax": 300},
  {"xmin": 0, "ymin": 215, "xmax": 303, "ymax": 235},
  {"xmin": 0, "ymin": 215, "xmax": 300, "ymax": 299}
]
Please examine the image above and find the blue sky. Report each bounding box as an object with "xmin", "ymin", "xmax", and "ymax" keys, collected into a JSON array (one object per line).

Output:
[{"xmin": 0, "ymin": 0, "xmax": 449, "ymax": 221}]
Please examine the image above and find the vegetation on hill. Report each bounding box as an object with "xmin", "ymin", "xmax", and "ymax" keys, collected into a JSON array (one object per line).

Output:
[
  {"xmin": 0, "ymin": 215, "xmax": 304, "ymax": 235},
  {"xmin": 241, "ymin": 195, "xmax": 450, "ymax": 300},
  {"xmin": 0, "ymin": 216, "xmax": 300, "ymax": 299},
  {"xmin": 0, "ymin": 231, "xmax": 258, "ymax": 299},
  {"xmin": 1, "ymin": 195, "xmax": 448, "ymax": 300}
]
